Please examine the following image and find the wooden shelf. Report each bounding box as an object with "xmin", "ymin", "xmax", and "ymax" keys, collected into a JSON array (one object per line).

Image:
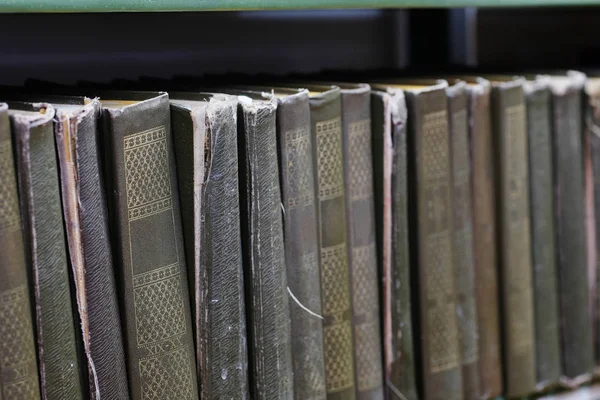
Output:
[{"xmin": 1, "ymin": 0, "xmax": 600, "ymax": 13}]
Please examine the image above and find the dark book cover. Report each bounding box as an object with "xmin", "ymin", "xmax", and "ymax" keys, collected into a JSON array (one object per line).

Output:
[
  {"xmin": 549, "ymin": 72, "xmax": 594, "ymax": 386},
  {"xmin": 10, "ymin": 101, "xmax": 84, "ymax": 400},
  {"xmin": 524, "ymin": 79, "xmax": 562, "ymax": 391},
  {"xmin": 236, "ymin": 94, "xmax": 294, "ymax": 399},
  {"xmin": 170, "ymin": 93, "xmax": 249, "ymax": 399},
  {"xmin": 491, "ymin": 78, "xmax": 536, "ymax": 397},
  {"xmin": 404, "ymin": 81, "xmax": 463, "ymax": 400},
  {"xmin": 0, "ymin": 103, "xmax": 41, "ymax": 400},
  {"xmin": 99, "ymin": 92, "xmax": 198, "ymax": 400},
  {"xmin": 308, "ymin": 86, "xmax": 356, "ymax": 400},
  {"xmin": 447, "ymin": 82, "xmax": 480, "ymax": 400},
  {"xmin": 339, "ymin": 84, "xmax": 384, "ymax": 400},
  {"xmin": 371, "ymin": 87, "xmax": 418, "ymax": 400}
]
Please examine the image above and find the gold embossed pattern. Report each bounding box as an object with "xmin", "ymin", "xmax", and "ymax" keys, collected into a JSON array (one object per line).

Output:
[
  {"xmin": 321, "ymin": 243, "xmax": 350, "ymax": 317},
  {"xmin": 139, "ymin": 347, "xmax": 195, "ymax": 400},
  {"xmin": 349, "ymin": 119, "xmax": 373, "ymax": 201},
  {"xmin": 316, "ymin": 118, "xmax": 344, "ymax": 201},
  {"xmin": 324, "ymin": 321, "xmax": 354, "ymax": 392},
  {"xmin": 422, "ymin": 110, "xmax": 461, "ymax": 373},
  {"xmin": 351, "ymin": 243, "xmax": 378, "ymax": 316},
  {"xmin": 0, "ymin": 286, "xmax": 40, "ymax": 400},
  {"xmin": 286, "ymin": 127, "xmax": 313, "ymax": 209},
  {"xmin": 0, "ymin": 141, "xmax": 20, "ymax": 233},
  {"xmin": 355, "ymin": 321, "xmax": 383, "ymax": 391}
]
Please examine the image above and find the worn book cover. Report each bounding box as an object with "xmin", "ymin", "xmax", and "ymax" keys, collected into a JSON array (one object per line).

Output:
[
  {"xmin": 0, "ymin": 103, "xmax": 41, "ymax": 400},
  {"xmin": 490, "ymin": 77, "xmax": 536, "ymax": 397},
  {"xmin": 549, "ymin": 72, "xmax": 594, "ymax": 386},
  {"xmin": 446, "ymin": 81, "xmax": 480, "ymax": 400},
  {"xmin": 399, "ymin": 80, "xmax": 463, "ymax": 400},
  {"xmin": 100, "ymin": 92, "xmax": 198, "ymax": 400},
  {"xmin": 306, "ymin": 85, "xmax": 356, "ymax": 400},
  {"xmin": 10, "ymin": 101, "xmax": 84, "ymax": 400},
  {"xmin": 524, "ymin": 79, "xmax": 562, "ymax": 391},
  {"xmin": 337, "ymin": 83, "xmax": 384, "ymax": 400},
  {"xmin": 370, "ymin": 87, "xmax": 418, "ymax": 400},
  {"xmin": 170, "ymin": 92, "xmax": 249, "ymax": 399},
  {"xmin": 236, "ymin": 93, "xmax": 294, "ymax": 400}
]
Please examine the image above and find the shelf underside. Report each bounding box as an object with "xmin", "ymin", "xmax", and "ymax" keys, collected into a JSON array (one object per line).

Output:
[{"xmin": 2, "ymin": 0, "xmax": 600, "ymax": 13}]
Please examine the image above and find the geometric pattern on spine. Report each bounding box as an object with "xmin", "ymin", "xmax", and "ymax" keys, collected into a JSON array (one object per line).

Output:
[
  {"xmin": 324, "ymin": 321, "xmax": 354, "ymax": 392},
  {"xmin": 286, "ymin": 127, "xmax": 313, "ymax": 209},
  {"xmin": 0, "ymin": 285, "xmax": 39, "ymax": 399},
  {"xmin": 316, "ymin": 118, "xmax": 344, "ymax": 201},
  {"xmin": 454, "ymin": 229, "xmax": 478, "ymax": 364},
  {"xmin": 124, "ymin": 126, "xmax": 172, "ymax": 218},
  {"xmin": 0, "ymin": 140, "xmax": 20, "ymax": 233},
  {"xmin": 139, "ymin": 347, "xmax": 195, "ymax": 400},
  {"xmin": 351, "ymin": 243, "xmax": 378, "ymax": 316},
  {"xmin": 321, "ymin": 243, "xmax": 350, "ymax": 316},
  {"xmin": 422, "ymin": 111, "xmax": 449, "ymax": 183},
  {"xmin": 348, "ymin": 119, "xmax": 373, "ymax": 201},
  {"xmin": 355, "ymin": 320, "xmax": 383, "ymax": 391}
]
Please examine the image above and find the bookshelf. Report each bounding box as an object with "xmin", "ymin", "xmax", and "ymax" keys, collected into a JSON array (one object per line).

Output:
[{"xmin": 0, "ymin": 0, "xmax": 599, "ymax": 12}]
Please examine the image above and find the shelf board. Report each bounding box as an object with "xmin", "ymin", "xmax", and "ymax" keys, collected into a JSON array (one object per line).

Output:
[{"xmin": 2, "ymin": 0, "xmax": 600, "ymax": 13}]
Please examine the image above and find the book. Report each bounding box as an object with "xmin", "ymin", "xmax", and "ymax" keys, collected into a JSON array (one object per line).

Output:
[
  {"xmin": 99, "ymin": 92, "xmax": 198, "ymax": 400},
  {"xmin": 371, "ymin": 87, "xmax": 418, "ymax": 400},
  {"xmin": 549, "ymin": 72, "xmax": 594, "ymax": 385},
  {"xmin": 465, "ymin": 78, "xmax": 504, "ymax": 399},
  {"xmin": 403, "ymin": 80, "xmax": 463, "ymax": 400},
  {"xmin": 272, "ymin": 88, "xmax": 327, "ymax": 400},
  {"xmin": 490, "ymin": 77, "xmax": 536, "ymax": 397},
  {"xmin": 447, "ymin": 81, "xmax": 480, "ymax": 400},
  {"xmin": 169, "ymin": 92, "xmax": 249, "ymax": 399},
  {"xmin": 307, "ymin": 85, "xmax": 356, "ymax": 400},
  {"xmin": 524, "ymin": 79, "xmax": 562, "ymax": 391},
  {"xmin": 339, "ymin": 83, "xmax": 384, "ymax": 400},
  {"xmin": 0, "ymin": 103, "xmax": 41, "ymax": 400},
  {"xmin": 53, "ymin": 96, "xmax": 130, "ymax": 400},
  {"xmin": 9, "ymin": 101, "xmax": 84, "ymax": 400},
  {"xmin": 236, "ymin": 93, "xmax": 294, "ymax": 399},
  {"xmin": 585, "ymin": 77, "xmax": 600, "ymax": 370}
]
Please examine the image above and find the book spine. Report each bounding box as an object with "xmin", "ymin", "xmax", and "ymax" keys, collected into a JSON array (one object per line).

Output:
[
  {"xmin": 340, "ymin": 87, "xmax": 384, "ymax": 400},
  {"xmin": 551, "ymin": 80, "xmax": 594, "ymax": 383},
  {"xmin": 103, "ymin": 95, "xmax": 198, "ymax": 400},
  {"xmin": 276, "ymin": 92, "xmax": 327, "ymax": 400},
  {"xmin": 56, "ymin": 102, "xmax": 130, "ymax": 400},
  {"xmin": 589, "ymin": 90, "xmax": 600, "ymax": 368},
  {"xmin": 467, "ymin": 83, "xmax": 503, "ymax": 398},
  {"xmin": 492, "ymin": 82, "xmax": 536, "ymax": 397},
  {"xmin": 406, "ymin": 87, "xmax": 463, "ymax": 400},
  {"xmin": 0, "ymin": 104, "xmax": 41, "ymax": 400},
  {"xmin": 372, "ymin": 90, "xmax": 418, "ymax": 400},
  {"xmin": 309, "ymin": 89, "xmax": 356, "ymax": 400},
  {"xmin": 12, "ymin": 103, "xmax": 84, "ymax": 400},
  {"xmin": 447, "ymin": 84, "xmax": 480, "ymax": 400},
  {"xmin": 524, "ymin": 83, "xmax": 562, "ymax": 390},
  {"xmin": 238, "ymin": 101, "xmax": 294, "ymax": 400}
]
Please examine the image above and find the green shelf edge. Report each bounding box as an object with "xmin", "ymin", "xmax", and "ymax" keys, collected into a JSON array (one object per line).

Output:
[{"xmin": 1, "ymin": 0, "xmax": 600, "ymax": 12}]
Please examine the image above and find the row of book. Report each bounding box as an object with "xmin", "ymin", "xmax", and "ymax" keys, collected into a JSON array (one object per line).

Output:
[{"xmin": 0, "ymin": 71, "xmax": 597, "ymax": 400}]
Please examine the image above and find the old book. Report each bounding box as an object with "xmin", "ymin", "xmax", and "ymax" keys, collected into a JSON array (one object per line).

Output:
[
  {"xmin": 585, "ymin": 77, "xmax": 600, "ymax": 371},
  {"xmin": 236, "ymin": 93, "xmax": 293, "ymax": 399},
  {"xmin": 100, "ymin": 92, "xmax": 198, "ymax": 400},
  {"xmin": 272, "ymin": 88, "xmax": 327, "ymax": 400},
  {"xmin": 549, "ymin": 73, "xmax": 594, "ymax": 385},
  {"xmin": 371, "ymin": 88, "xmax": 418, "ymax": 400},
  {"xmin": 490, "ymin": 77, "xmax": 536, "ymax": 397},
  {"xmin": 464, "ymin": 78, "xmax": 504, "ymax": 399},
  {"xmin": 0, "ymin": 103, "xmax": 41, "ymax": 400},
  {"xmin": 338, "ymin": 83, "xmax": 384, "ymax": 400},
  {"xmin": 400, "ymin": 80, "xmax": 464, "ymax": 400},
  {"xmin": 307, "ymin": 85, "xmax": 356, "ymax": 400},
  {"xmin": 446, "ymin": 81, "xmax": 480, "ymax": 400},
  {"xmin": 9, "ymin": 101, "xmax": 84, "ymax": 400},
  {"xmin": 169, "ymin": 92, "xmax": 249, "ymax": 399},
  {"xmin": 524, "ymin": 79, "xmax": 562, "ymax": 391}
]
